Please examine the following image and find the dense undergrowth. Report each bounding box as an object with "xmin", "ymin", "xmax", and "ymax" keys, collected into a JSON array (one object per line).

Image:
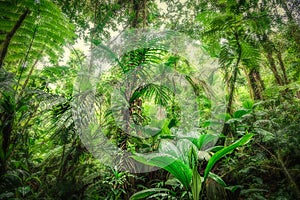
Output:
[{"xmin": 1, "ymin": 0, "xmax": 300, "ymax": 199}]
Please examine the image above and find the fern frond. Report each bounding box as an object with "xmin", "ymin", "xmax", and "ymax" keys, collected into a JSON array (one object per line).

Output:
[{"xmin": 0, "ymin": 0, "xmax": 75, "ymax": 67}]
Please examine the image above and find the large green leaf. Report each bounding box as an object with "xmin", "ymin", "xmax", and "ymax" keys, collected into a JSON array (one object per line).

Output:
[
  {"xmin": 197, "ymin": 134, "xmax": 219, "ymax": 150},
  {"xmin": 132, "ymin": 140, "xmax": 194, "ymax": 189},
  {"xmin": 208, "ymin": 172, "xmax": 226, "ymax": 187},
  {"xmin": 204, "ymin": 133, "xmax": 254, "ymax": 180},
  {"xmin": 133, "ymin": 154, "xmax": 192, "ymax": 189},
  {"xmin": 179, "ymin": 133, "xmax": 218, "ymax": 150},
  {"xmin": 191, "ymin": 167, "xmax": 202, "ymax": 200},
  {"xmin": 177, "ymin": 139, "xmax": 198, "ymax": 165},
  {"xmin": 158, "ymin": 140, "xmax": 181, "ymax": 158},
  {"xmin": 130, "ymin": 188, "xmax": 170, "ymax": 200},
  {"xmin": 233, "ymin": 109, "xmax": 252, "ymax": 119}
]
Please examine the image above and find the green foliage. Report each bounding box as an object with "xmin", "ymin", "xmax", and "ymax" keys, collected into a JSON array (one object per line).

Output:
[
  {"xmin": 0, "ymin": 0, "xmax": 75, "ymax": 68},
  {"xmin": 191, "ymin": 160, "xmax": 202, "ymax": 200},
  {"xmin": 131, "ymin": 133, "xmax": 253, "ymax": 199},
  {"xmin": 132, "ymin": 139, "xmax": 194, "ymax": 190},
  {"xmin": 220, "ymin": 97, "xmax": 300, "ymax": 199},
  {"xmin": 0, "ymin": 0, "xmax": 299, "ymax": 199},
  {"xmin": 129, "ymin": 188, "xmax": 171, "ymax": 200},
  {"xmin": 203, "ymin": 133, "xmax": 253, "ymax": 180}
]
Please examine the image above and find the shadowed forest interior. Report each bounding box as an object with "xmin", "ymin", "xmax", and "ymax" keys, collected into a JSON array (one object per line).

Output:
[{"xmin": 0, "ymin": 0, "xmax": 300, "ymax": 199}]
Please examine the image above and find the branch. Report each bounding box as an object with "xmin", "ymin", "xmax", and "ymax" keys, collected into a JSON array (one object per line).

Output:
[{"xmin": 0, "ymin": 8, "xmax": 30, "ymax": 68}]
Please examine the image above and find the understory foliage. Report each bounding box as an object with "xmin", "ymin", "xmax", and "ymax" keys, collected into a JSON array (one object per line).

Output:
[{"xmin": 0, "ymin": 0, "xmax": 299, "ymax": 199}]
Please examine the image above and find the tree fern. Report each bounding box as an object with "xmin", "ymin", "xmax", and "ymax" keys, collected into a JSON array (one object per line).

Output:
[{"xmin": 0, "ymin": 0, "xmax": 75, "ymax": 69}]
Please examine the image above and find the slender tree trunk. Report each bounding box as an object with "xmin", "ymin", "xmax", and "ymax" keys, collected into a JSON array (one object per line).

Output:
[
  {"xmin": 249, "ymin": 68, "xmax": 264, "ymax": 100},
  {"xmin": 226, "ymin": 32, "xmax": 242, "ymax": 115},
  {"xmin": 276, "ymin": 50, "xmax": 289, "ymax": 85},
  {"xmin": 261, "ymin": 34, "xmax": 285, "ymax": 86},
  {"xmin": 131, "ymin": 0, "xmax": 148, "ymax": 29},
  {"xmin": 249, "ymin": 68, "xmax": 260, "ymax": 100},
  {"xmin": 18, "ymin": 55, "xmax": 42, "ymax": 98},
  {"xmin": 256, "ymin": 68, "xmax": 265, "ymax": 90},
  {"xmin": 131, "ymin": 0, "xmax": 141, "ymax": 28},
  {"xmin": 222, "ymin": 32, "xmax": 242, "ymax": 136},
  {"xmin": 255, "ymin": 68, "xmax": 265, "ymax": 98},
  {"xmin": 0, "ymin": 9, "xmax": 30, "ymax": 68},
  {"xmin": 243, "ymin": 67, "xmax": 254, "ymax": 99},
  {"xmin": 297, "ymin": 91, "xmax": 300, "ymax": 99},
  {"xmin": 15, "ymin": 24, "xmax": 38, "ymax": 93},
  {"xmin": 227, "ymin": 66, "xmax": 239, "ymax": 115},
  {"xmin": 266, "ymin": 50, "xmax": 283, "ymax": 85}
]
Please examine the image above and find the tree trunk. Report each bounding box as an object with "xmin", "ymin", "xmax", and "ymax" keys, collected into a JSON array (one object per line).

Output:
[
  {"xmin": 256, "ymin": 68, "xmax": 265, "ymax": 91},
  {"xmin": 266, "ymin": 50, "xmax": 284, "ymax": 85},
  {"xmin": 131, "ymin": 0, "xmax": 147, "ymax": 28},
  {"xmin": 222, "ymin": 32, "xmax": 242, "ymax": 136},
  {"xmin": 261, "ymin": 34, "xmax": 285, "ymax": 86},
  {"xmin": 131, "ymin": 0, "xmax": 141, "ymax": 28},
  {"xmin": 226, "ymin": 32, "xmax": 242, "ymax": 115},
  {"xmin": 276, "ymin": 50, "xmax": 289, "ymax": 85},
  {"xmin": 18, "ymin": 55, "xmax": 42, "ymax": 98},
  {"xmin": 243, "ymin": 67, "xmax": 254, "ymax": 99},
  {"xmin": 249, "ymin": 68, "xmax": 264, "ymax": 100},
  {"xmin": 0, "ymin": 9, "xmax": 30, "ymax": 68}
]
